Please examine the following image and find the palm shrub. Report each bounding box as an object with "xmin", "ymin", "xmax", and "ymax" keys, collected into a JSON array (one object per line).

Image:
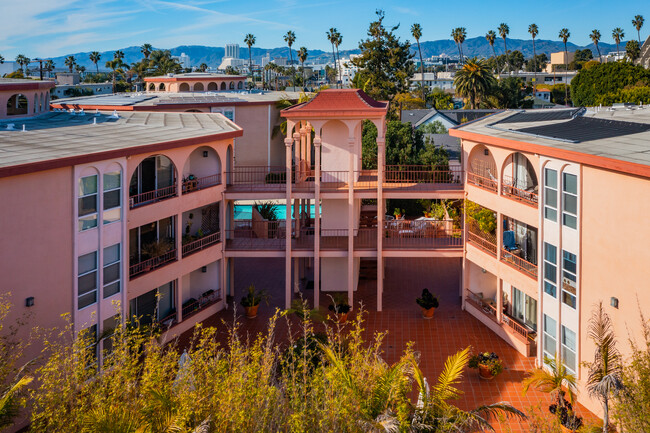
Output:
[
  {"xmin": 454, "ymin": 57, "xmax": 497, "ymax": 109},
  {"xmin": 415, "ymin": 289, "xmax": 439, "ymax": 310}
]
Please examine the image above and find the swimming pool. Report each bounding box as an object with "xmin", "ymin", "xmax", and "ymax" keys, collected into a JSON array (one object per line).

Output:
[{"xmin": 234, "ymin": 204, "xmax": 319, "ymax": 220}]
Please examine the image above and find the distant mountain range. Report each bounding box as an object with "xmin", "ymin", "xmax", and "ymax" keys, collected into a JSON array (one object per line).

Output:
[{"xmin": 51, "ymin": 37, "xmax": 623, "ymax": 71}]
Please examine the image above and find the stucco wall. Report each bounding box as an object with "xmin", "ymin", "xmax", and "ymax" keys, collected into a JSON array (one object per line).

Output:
[{"xmin": 321, "ymin": 257, "xmax": 360, "ymax": 293}]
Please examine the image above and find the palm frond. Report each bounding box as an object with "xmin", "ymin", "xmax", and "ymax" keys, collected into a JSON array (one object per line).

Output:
[{"xmin": 433, "ymin": 347, "xmax": 470, "ymax": 402}]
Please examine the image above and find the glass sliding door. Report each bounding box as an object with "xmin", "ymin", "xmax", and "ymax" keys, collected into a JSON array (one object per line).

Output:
[{"xmin": 512, "ymin": 287, "xmax": 537, "ymax": 331}]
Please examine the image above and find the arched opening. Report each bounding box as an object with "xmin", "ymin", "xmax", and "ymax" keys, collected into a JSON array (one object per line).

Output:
[
  {"xmin": 158, "ymin": 83, "xmax": 166, "ymax": 91},
  {"xmin": 33, "ymin": 94, "xmax": 38, "ymax": 113},
  {"xmin": 193, "ymin": 82, "xmax": 204, "ymax": 91},
  {"xmin": 229, "ymin": 81, "xmax": 235, "ymax": 90},
  {"xmin": 148, "ymin": 83, "xmax": 156, "ymax": 91},
  {"xmin": 7, "ymin": 94, "xmax": 28, "ymax": 116},
  {"xmin": 179, "ymin": 83, "xmax": 190, "ymax": 92},
  {"xmin": 207, "ymin": 82, "xmax": 217, "ymax": 91},
  {"xmin": 501, "ymin": 152, "xmax": 539, "ymax": 205},
  {"xmin": 129, "ymin": 155, "xmax": 177, "ymax": 207},
  {"xmin": 220, "ymin": 82, "xmax": 227, "ymax": 90},
  {"xmin": 226, "ymin": 145, "xmax": 233, "ymax": 185},
  {"xmin": 237, "ymin": 81, "xmax": 243, "ymax": 89},
  {"xmin": 467, "ymin": 145, "xmax": 498, "ymax": 193},
  {"xmin": 182, "ymin": 146, "xmax": 222, "ymax": 193}
]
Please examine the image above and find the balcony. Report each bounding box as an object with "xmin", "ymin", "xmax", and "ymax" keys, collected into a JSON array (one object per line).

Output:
[
  {"xmin": 466, "ymin": 222, "xmax": 497, "ymax": 257},
  {"xmin": 501, "ymin": 216, "xmax": 538, "ymax": 280},
  {"xmin": 501, "ymin": 249, "xmax": 538, "ymax": 279},
  {"xmin": 129, "ymin": 249, "xmax": 177, "ymax": 279},
  {"xmin": 129, "ymin": 155, "xmax": 177, "ymax": 209},
  {"xmin": 383, "ymin": 220, "xmax": 462, "ymax": 249},
  {"xmin": 225, "ymin": 220, "xmax": 285, "ymax": 250},
  {"xmin": 383, "ymin": 165, "xmax": 463, "ymax": 191},
  {"xmin": 182, "ymin": 174, "xmax": 222, "ymax": 194},
  {"xmin": 466, "ymin": 171, "xmax": 498, "ymax": 193},
  {"xmin": 182, "ymin": 232, "xmax": 221, "ymax": 257},
  {"xmin": 181, "ymin": 288, "xmax": 222, "ymax": 321},
  {"xmin": 182, "ymin": 203, "xmax": 221, "ymax": 257},
  {"xmin": 501, "ymin": 152, "xmax": 539, "ymax": 208},
  {"xmin": 129, "ymin": 185, "xmax": 177, "ymax": 209}
]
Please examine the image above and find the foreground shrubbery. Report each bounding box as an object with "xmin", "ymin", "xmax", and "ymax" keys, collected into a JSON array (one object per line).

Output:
[{"xmin": 28, "ymin": 305, "xmax": 525, "ymax": 433}]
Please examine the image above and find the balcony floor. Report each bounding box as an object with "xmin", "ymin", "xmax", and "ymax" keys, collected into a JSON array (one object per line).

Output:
[{"xmin": 175, "ymin": 257, "xmax": 597, "ymax": 432}]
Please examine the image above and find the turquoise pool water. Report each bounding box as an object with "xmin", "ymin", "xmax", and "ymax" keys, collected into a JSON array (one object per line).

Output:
[{"xmin": 234, "ymin": 204, "xmax": 319, "ymax": 220}]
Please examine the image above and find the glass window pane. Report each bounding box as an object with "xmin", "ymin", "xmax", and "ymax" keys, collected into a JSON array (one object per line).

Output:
[
  {"xmin": 103, "ymin": 207, "xmax": 121, "ymax": 225},
  {"xmin": 544, "ymin": 243, "xmax": 556, "ymax": 263},
  {"xmin": 544, "ymin": 281, "xmax": 557, "ymax": 297},
  {"xmin": 526, "ymin": 297, "xmax": 537, "ymax": 331},
  {"xmin": 563, "ymin": 173, "xmax": 577, "ymax": 194},
  {"xmin": 79, "ymin": 215, "xmax": 98, "ymax": 231},
  {"xmin": 104, "ymin": 190, "xmax": 121, "ymax": 210},
  {"xmin": 78, "ymin": 272, "xmax": 97, "ymax": 295},
  {"xmin": 544, "ymin": 207, "xmax": 557, "ymax": 222},
  {"xmin": 562, "ymin": 326, "xmax": 576, "ymax": 349},
  {"xmin": 78, "ymin": 252, "xmax": 97, "ymax": 274},
  {"xmin": 103, "ymin": 263, "xmax": 120, "ymax": 284},
  {"xmin": 544, "ymin": 315, "xmax": 556, "ymax": 337},
  {"xmin": 544, "ymin": 263, "xmax": 557, "ymax": 283},
  {"xmin": 103, "ymin": 172, "xmax": 121, "ymax": 190},
  {"xmin": 79, "ymin": 175, "xmax": 97, "ymax": 196},
  {"xmin": 103, "ymin": 281, "xmax": 120, "ymax": 298},
  {"xmin": 157, "ymin": 282, "xmax": 174, "ymax": 320},
  {"xmin": 562, "ymin": 291, "xmax": 576, "ymax": 308},
  {"xmin": 563, "ymin": 251, "xmax": 576, "ymax": 272},
  {"xmin": 563, "ymin": 214, "xmax": 577, "ymax": 229},
  {"xmin": 79, "ymin": 195, "xmax": 97, "ymax": 216},
  {"xmin": 103, "ymin": 244, "xmax": 120, "ymax": 265},
  {"xmin": 544, "ymin": 334, "xmax": 557, "ymax": 356},
  {"xmin": 545, "ymin": 168, "xmax": 557, "ymax": 189},
  {"xmin": 545, "ymin": 189, "xmax": 557, "ymax": 208},
  {"xmin": 78, "ymin": 292, "xmax": 97, "ymax": 309},
  {"xmin": 563, "ymin": 193, "xmax": 577, "ymax": 214}
]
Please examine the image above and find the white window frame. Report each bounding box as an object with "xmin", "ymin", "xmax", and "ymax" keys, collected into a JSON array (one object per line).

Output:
[
  {"xmin": 544, "ymin": 168, "xmax": 558, "ymax": 222},
  {"xmin": 103, "ymin": 243, "xmax": 121, "ymax": 299},
  {"xmin": 561, "ymin": 250, "xmax": 577, "ymax": 309},
  {"xmin": 561, "ymin": 325, "xmax": 577, "ymax": 373},
  {"xmin": 543, "ymin": 242, "xmax": 558, "ymax": 298},
  {"xmin": 78, "ymin": 175, "xmax": 98, "ymax": 231},
  {"xmin": 562, "ymin": 172, "xmax": 578, "ymax": 229},
  {"xmin": 78, "ymin": 251, "xmax": 98, "ymax": 310},
  {"xmin": 543, "ymin": 314, "xmax": 557, "ymax": 359},
  {"xmin": 103, "ymin": 171, "xmax": 122, "ymax": 225}
]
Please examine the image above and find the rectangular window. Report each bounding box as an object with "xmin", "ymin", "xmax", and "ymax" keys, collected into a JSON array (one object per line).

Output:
[
  {"xmin": 103, "ymin": 171, "xmax": 121, "ymax": 225},
  {"xmin": 561, "ymin": 326, "xmax": 577, "ymax": 373},
  {"xmin": 544, "ymin": 168, "xmax": 558, "ymax": 222},
  {"xmin": 543, "ymin": 242, "xmax": 557, "ymax": 298},
  {"xmin": 562, "ymin": 250, "xmax": 577, "ymax": 308},
  {"xmin": 78, "ymin": 252, "xmax": 97, "ymax": 309},
  {"xmin": 543, "ymin": 314, "xmax": 557, "ymax": 358},
  {"xmin": 562, "ymin": 173, "xmax": 578, "ymax": 229},
  {"xmin": 103, "ymin": 244, "xmax": 121, "ymax": 299},
  {"xmin": 78, "ymin": 175, "xmax": 98, "ymax": 231},
  {"xmin": 512, "ymin": 287, "xmax": 537, "ymax": 331}
]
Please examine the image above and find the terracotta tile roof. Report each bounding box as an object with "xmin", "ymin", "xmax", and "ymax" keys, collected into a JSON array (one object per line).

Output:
[{"xmin": 282, "ymin": 89, "xmax": 388, "ymax": 117}]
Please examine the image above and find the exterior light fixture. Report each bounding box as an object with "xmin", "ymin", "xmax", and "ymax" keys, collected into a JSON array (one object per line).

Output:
[
  {"xmin": 481, "ymin": 268, "xmax": 487, "ymax": 273},
  {"xmin": 484, "ymin": 149, "xmax": 489, "ymax": 156},
  {"xmin": 201, "ymin": 266, "xmax": 207, "ymax": 273},
  {"xmin": 610, "ymin": 297, "xmax": 619, "ymax": 309},
  {"xmin": 203, "ymin": 151, "xmax": 209, "ymax": 157},
  {"xmin": 25, "ymin": 297, "xmax": 34, "ymax": 307}
]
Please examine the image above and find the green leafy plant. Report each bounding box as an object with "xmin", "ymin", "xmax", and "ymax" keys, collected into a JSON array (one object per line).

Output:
[
  {"xmin": 254, "ymin": 201, "xmax": 279, "ymax": 222},
  {"xmin": 240, "ymin": 284, "xmax": 268, "ymax": 308},
  {"xmin": 466, "ymin": 200, "xmax": 497, "ymax": 234},
  {"xmin": 141, "ymin": 240, "xmax": 173, "ymax": 259},
  {"xmin": 393, "ymin": 208, "xmax": 404, "ymax": 218},
  {"xmin": 415, "ymin": 289, "xmax": 439, "ymax": 310},
  {"xmin": 327, "ymin": 293, "xmax": 351, "ymax": 315},
  {"xmin": 468, "ymin": 352, "xmax": 504, "ymax": 377}
]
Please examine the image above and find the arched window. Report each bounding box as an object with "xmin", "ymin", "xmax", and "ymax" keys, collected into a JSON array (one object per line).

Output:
[
  {"xmin": 229, "ymin": 81, "xmax": 235, "ymax": 90},
  {"xmin": 6, "ymin": 94, "xmax": 28, "ymax": 116},
  {"xmin": 193, "ymin": 82, "xmax": 204, "ymax": 91},
  {"xmin": 220, "ymin": 82, "xmax": 226, "ymax": 90},
  {"xmin": 207, "ymin": 82, "xmax": 217, "ymax": 91},
  {"xmin": 158, "ymin": 83, "xmax": 166, "ymax": 91},
  {"xmin": 129, "ymin": 155, "xmax": 177, "ymax": 207},
  {"xmin": 237, "ymin": 81, "xmax": 243, "ymax": 89},
  {"xmin": 148, "ymin": 83, "xmax": 156, "ymax": 91},
  {"xmin": 179, "ymin": 83, "xmax": 190, "ymax": 92}
]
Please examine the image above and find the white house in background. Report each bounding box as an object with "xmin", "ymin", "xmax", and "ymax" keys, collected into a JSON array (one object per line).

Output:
[
  {"xmin": 410, "ymin": 73, "xmax": 455, "ymax": 92},
  {"xmin": 535, "ymin": 89, "xmax": 551, "ymax": 101}
]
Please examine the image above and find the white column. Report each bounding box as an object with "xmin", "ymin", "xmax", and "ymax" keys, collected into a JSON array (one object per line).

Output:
[
  {"xmin": 496, "ymin": 277, "xmax": 503, "ymax": 322},
  {"xmin": 314, "ymin": 136, "xmax": 321, "ymax": 309},
  {"xmin": 347, "ymin": 137, "xmax": 355, "ymax": 308},
  {"xmin": 376, "ymin": 137, "xmax": 385, "ymax": 311},
  {"xmin": 285, "ymin": 136, "xmax": 294, "ymax": 309}
]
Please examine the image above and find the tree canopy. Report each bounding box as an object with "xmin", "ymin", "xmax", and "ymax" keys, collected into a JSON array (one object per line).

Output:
[{"xmin": 570, "ymin": 62, "xmax": 650, "ymax": 106}]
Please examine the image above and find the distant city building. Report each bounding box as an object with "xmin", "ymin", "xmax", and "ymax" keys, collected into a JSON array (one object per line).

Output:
[
  {"xmin": 172, "ymin": 53, "xmax": 191, "ymax": 69},
  {"xmin": 637, "ymin": 36, "xmax": 650, "ymax": 69},
  {"xmin": 545, "ymin": 51, "xmax": 575, "ymax": 73},
  {"xmin": 56, "ymin": 72, "xmax": 80, "ymax": 86},
  {"xmin": 273, "ymin": 57, "xmax": 287, "ymax": 66},
  {"xmin": 0, "ymin": 61, "xmax": 20, "ymax": 76},
  {"xmin": 225, "ymin": 44, "xmax": 240, "ymax": 59},
  {"xmin": 52, "ymin": 83, "xmax": 113, "ymax": 99},
  {"xmin": 498, "ymin": 71, "xmax": 578, "ymax": 86},
  {"xmin": 410, "ymin": 73, "xmax": 455, "ymax": 92}
]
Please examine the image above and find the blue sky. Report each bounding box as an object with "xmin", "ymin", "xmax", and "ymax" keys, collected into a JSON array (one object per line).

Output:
[{"xmin": 1, "ymin": 0, "xmax": 647, "ymax": 58}]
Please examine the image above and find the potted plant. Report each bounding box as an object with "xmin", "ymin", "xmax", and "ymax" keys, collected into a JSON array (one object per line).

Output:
[
  {"xmin": 393, "ymin": 208, "xmax": 404, "ymax": 219},
  {"xmin": 468, "ymin": 352, "xmax": 504, "ymax": 379},
  {"xmin": 549, "ymin": 393, "xmax": 583, "ymax": 433},
  {"xmin": 240, "ymin": 284, "xmax": 268, "ymax": 319},
  {"xmin": 328, "ymin": 294, "xmax": 351, "ymax": 323},
  {"xmin": 416, "ymin": 288, "xmax": 439, "ymax": 319},
  {"xmin": 141, "ymin": 240, "xmax": 173, "ymax": 271}
]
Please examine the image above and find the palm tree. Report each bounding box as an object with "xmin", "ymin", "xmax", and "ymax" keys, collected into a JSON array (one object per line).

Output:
[
  {"xmin": 105, "ymin": 59, "xmax": 125, "ymax": 93},
  {"xmin": 458, "ymin": 27, "xmax": 467, "ymax": 62},
  {"xmin": 89, "ymin": 51, "xmax": 101, "ymax": 74},
  {"xmin": 0, "ymin": 375, "xmax": 33, "ymax": 429},
  {"xmin": 334, "ymin": 31, "xmax": 343, "ymax": 88},
  {"xmin": 113, "ymin": 50, "xmax": 125, "ymax": 61},
  {"xmin": 453, "ymin": 57, "xmax": 497, "ymax": 109},
  {"xmin": 15, "ymin": 55, "xmax": 30, "ymax": 73},
  {"xmin": 244, "ymin": 33, "xmax": 256, "ymax": 88},
  {"xmin": 632, "ymin": 15, "xmax": 645, "ymax": 43},
  {"xmin": 559, "ymin": 28, "xmax": 571, "ymax": 105},
  {"xmin": 583, "ymin": 302, "xmax": 623, "ymax": 433},
  {"xmin": 45, "ymin": 60, "xmax": 55, "ymax": 78},
  {"xmin": 283, "ymin": 31, "xmax": 296, "ymax": 88},
  {"xmin": 198, "ymin": 63, "xmax": 208, "ymax": 72},
  {"xmin": 326, "ymin": 28, "xmax": 338, "ymax": 86},
  {"xmin": 64, "ymin": 55, "xmax": 76, "ymax": 73},
  {"xmin": 523, "ymin": 354, "xmax": 578, "ymax": 411},
  {"xmin": 498, "ymin": 23, "xmax": 510, "ymax": 73},
  {"xmin": 529, "ymin": 24, "xmax": 539, "ymax": 93},
  {"xmin": 590, "ymin": 30, "xmax": 602, "ymax": 62},
  {"xmin": 140, "ymin": 43, "xmax": 153, "ymax": 60},
  {"xmin": 612, "ymin": 27, "xmax": 625, "ymax": 58},
  {"xmin": 297, "ymin": 46, "xmax": 308, "ymax": 89},
  {"xmin": 411, "ymin": 23, "xmax": 425, "ymax": 103},
  {"xmin": 485, "ymin": 30, "xmax": 498, "ymax": 73},
  {"xmin": 451, "ymin": 28, "xmax": 463, "ymax": 62},
  {"xmin": 0, "ymin": 55, "xmax": 4, "ymax": 64}
]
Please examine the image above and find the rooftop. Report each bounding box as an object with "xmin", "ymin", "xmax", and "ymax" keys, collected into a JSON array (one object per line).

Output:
[
  {"xmin": 282, "ymin": 89, "xmax": 388, "ymax": 118},
  {"xmin": 0, "ymin": 78, "xmax": 55, "ymax": 91},
  {"xmin": 451, "ymin": 107, "xmax": 650, "ymax": 177},
  {"xmin": 144, "ymin": 73, "xmax": 247, "ymax": 81},
  {"xmin": 0, "ymin": 110, "xmax": 242, "ymax": 177},
  {"xmin": 51, "ymin": 90, "xmax": 303, "ymax": 109}
]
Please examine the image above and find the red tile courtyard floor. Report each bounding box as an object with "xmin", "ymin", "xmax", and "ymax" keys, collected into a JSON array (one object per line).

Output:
[{"xmin": 178, "ymin": 257, "xmax": 597, "ymax": 432}]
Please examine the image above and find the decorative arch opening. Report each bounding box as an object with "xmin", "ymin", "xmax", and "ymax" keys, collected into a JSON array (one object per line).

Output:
[
  {"xmin": 237, "ymin": 81, "xmax": 243, "ymax": 89},
  {"xmin": 220, "ymin": 82, "xmax": 227, "ymax": 90},
  {"xmin": 158, "ymin": 83, "xmax": 166, "ymax": 91},
  {"xmin": 229, "ymin": 81, "xmax": 235, "ymax": 90},
  {"xmin": 179, "ymin": 82, "xmax": 190, "ymax": 92},
  {"xmin": 467, "ymin": 145, "xmax": 498, "ymax": 192},
  {"xmin": 148, "ymin": 83, "xmax": 156, "ymax": 91},
  {"xmin": 182, "ymin": 146, "xmax": 222, "ymax": 192},
  {"xmin": 501, "ymin": 152, "xmax": 539, "ymax": 205},
  {"xmin": 7, "ymin": 94, "xmax": 28, "ymax": 116},
  {"xmin": 193, "ymin": 82, "xmax": 204, "ymax": 91},
  {"xmin": 207, "ymin": 82, "xmax": 217, "ymax": 91},
  {"xmin": 129, "ymin": 155, "xmax": 177, "ymax": 207}
]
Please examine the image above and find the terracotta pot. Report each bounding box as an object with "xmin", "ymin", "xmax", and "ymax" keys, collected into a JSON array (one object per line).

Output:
[
  {"xmin": 421, "ymin": 307, "xmax": 436, "ymax": 319},
  {"xmin": 478, "ymin": 363, "xmax": 494, "ymax": 380},
  {"xmin": 244, "ymin": 304, "xmax": 259, "ymax": 319},
  {"xmin": 335, "ymin": 312, "xmax": 349, "ymax": 324}
]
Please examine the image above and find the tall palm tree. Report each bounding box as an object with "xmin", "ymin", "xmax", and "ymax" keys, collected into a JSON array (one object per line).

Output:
[
  {"xmin": 632, "ymin": 15, "xmax": 645, "ymax": 43},
  {"xmin": 529, "ymin": 24, "xmax": 539, "ymax": 92},
  {"xmin": 523, "ymin": 354, "xmax": 578, "ymax": 411},
  {"xmin": 498, "ymin": 23, "xmax": 510, "ymax": 73},
  {"xmin": 283, "ymin": 31, "xmax": 296, "ymax": 88},
  {"xmin": 15, "ymin": 55, "xmax": 30, "ymax": 73},
  {"xmin": 113, "ymin": 50, "xmax": 125, "ymax": 61},
  {"xmin": 105, "ymin": 59, "xmax": 125, "ymax": 93},
  {"xmin": 485, "ymin": 30, "xmax": 498, "ymax": 73},
  {"xmin": 297, "ymin": 46, "xmax": 308, "ymax": 89},
  {"xmin": 453, "ymin": 57, "xmax": 497, "ymax": 109},
  {"xmin": 590, "ymin": 30, "xmax": 602, "ymax": 62},
  {"xmin": 411, "ymin": 23, "xmax": 425, "ymax": 103},
  {"xmin": 198, "ymin": 63, "xmax": 208, "ymax": 72},
  {"xmin": 334, "ymin": 31, "xmax": 343, "ymax": 88},
  {"xmin": 451, "ymin": 28, "xmax": 463, "ymax": 62},
  {"xmin": 612, "ymin": 27, "xmax": 625, "ymax": 58},
  {"xmin": 45, "ymin": 60, "xmax": 55, "ymax": 78},
  {"xmin": 64, "ymin": 55, "xmax": 76, "ymax": 73},
  {"xmin": 559, "ymin": 28, "xmax": 571, "ymax": 105},
  {"xmin": 140, "ymin": 43, "xmax": 153, "ymax": 60},
  {"xmin": 326, "ymin": 28, "xmax": 338, "ymax": 86},
  {"xmin": 458, "ymin": 27, "xmax": 467, "ymax": 62},
  {"xmin": 89, "ymin": 51, "xmax": 101, "ymax": 74},
  {"xmin": 583, "ymin": 302, "xmax": 623, "ymax": 433},
  {"xmin": 244, "ymin": 33, "xmax": 256, "ymax": 88}
]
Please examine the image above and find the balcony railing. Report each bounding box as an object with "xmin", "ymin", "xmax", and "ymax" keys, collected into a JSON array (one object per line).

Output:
[
  {"xmin": 500, "ymin": 248, "xmax": 538, "ymax": 279},
  {"xmin": 227, "ymin": 166, "xmax": 289, "ymax": 191},
  {"xmin": 181, "ymin": 289, "xmax": 222, "ymax": 321},
  {"xmin": 466, "ymin": 225, "xmax": 497, "ymax": 257},
  {"xmin": 501, "ymin": 175, "xmax": 538, "ymax": 207},
  {"xmin": 501, "ymin": 313, "xmax": 536, "ymax": 342},
  {"xmin": 129, "ymin": 185, "xmax": 177, "ymax": 209},
  {"xmin": 465, "ymin": 289, "xmax": 498, "ymax": 322},
  {"xmin": 182, "ymin": 232, "xmax": 221, "ymax": 257},
  {"xmin": 384, "ymin": 165, "xmax": 463, "ymax": 189},
  {"xmin": 466, "ymin": 172, "xmax": 498, "ymax": 193},
  {"xmin": 225, "ymin": 220, "xmax": 285, "ymax": 250},
  {"xmin": 320, "ymin": 229, "xmax": 349, "ymax": 250},
  {"xmin": 383, "ymin": 220, "xmax": 462, "ymax": 249},
  {"xmin": 129, "ymin": 249, "xmax": 177, "ymax": 279},
  {"xmin": 182, "ymin": 173, "xmax": 222, "ymax": 194},
  {"xmin": 293, "ymin": 227, "xmax": 316, "ymax": 250}
]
